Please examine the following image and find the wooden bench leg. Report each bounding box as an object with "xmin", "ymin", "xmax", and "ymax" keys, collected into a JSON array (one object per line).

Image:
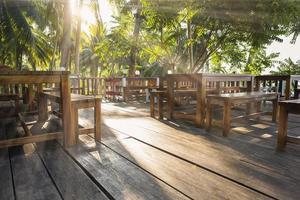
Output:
[
  {"xmin": 205, "ymin": 101, "xmax": 212, "ymax": 131},
  {"xmin": 150, "ymin": 94, "xmax": 155, "ymax": 118},
  {"xmin": 71, "ymin": 106, "xmax": 79, "ymax": 143},
  {"xmin": 223, "ymin": 101, "xmax": 231, "ymax": 137},
  {"xmin": 277, "ymin": 105, "xmax": 288, "ymax": 151},
  {"xmin": 95, "ymin": 99, "xmax": 101, "ymax": 141}
]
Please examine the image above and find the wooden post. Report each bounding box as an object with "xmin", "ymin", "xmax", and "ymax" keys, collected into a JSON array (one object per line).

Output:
[
  {"xmin": 293, "ymin": 80, "xmax": 298, "ymax": 99},
  {"xmin": 285, "ymin": 77, "xmax": 291, "ymax": 100},
  {"xmin": 150, "ymin": 93, "xmax": 154, "ymax": 118},
  {"xmin": 167, "ymin": 76, "xmax": 174, "ymax": 120},
  {"xmin": 205, "ymin": 99, "xmax": 212, "ymax": 131},
  {"xmin": 279, "ymin": 80, "xmax": 283, "ymax": 96},
  {"xmin": 94, "ymin": 98, "xmax": 101, "ymax": 141},
  {"xmin": 28, "ymin": 84, "xmax": 35, "ymax": 111},
  {"xmin": 223, "ymin": 100, "xmax": 231, "ymax": 137},
  {"xmin": 61, "ymin": 74, "xmax": 73, "ymax": 147},
  {"xmin": 246, "ymin": 77, "xmax": 254, "ymax": 114},
  {"xmin": 71, "ymin": 104, "xmax": 79, "ymax": 143},
  {"xmin": 196, "ymin": 75, "xmax": 205, "ymax": 128},
  {"xmin": 158, "ymin": 93, "xmax": 163, "ymax": 120},
  {"xmin": 272, "ymin": 99, "xmax": 278, "ymax": 122},
  {"xmin": 38, "ymin": 93, "xmax": 48, "ymax": 122},
  {"xmin": 277, "ymin": 104, "xmax": 288, "ymax": 151}
]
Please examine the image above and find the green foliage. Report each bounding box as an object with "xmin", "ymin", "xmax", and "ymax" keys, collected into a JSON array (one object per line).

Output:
[
  {"xmin": 0, "ymin": 0, "xmax": 53, "ymax": 70},
  {"xmin": 1, "ymin": 0, "xmax": 300, "ymax": 76},
  {"xmin": 271, "ymin": 58, "xmax": 300, "ymax": 75}
]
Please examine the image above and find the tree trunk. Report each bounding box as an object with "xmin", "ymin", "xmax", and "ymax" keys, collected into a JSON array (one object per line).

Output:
[
  {"xmin": 60, "ymin": 0, "xmax": 72, "ymax": 71},
  {"xmin": 187, "ymin": 19, "xmax": 194, "ymax": 73},
  {"xmin": 74, "ymin": 0, "xmax": 83, "ymax": 75},
  {"xmin": 128, "ymin": 0, "xmax": 142, "ymax": 77}
]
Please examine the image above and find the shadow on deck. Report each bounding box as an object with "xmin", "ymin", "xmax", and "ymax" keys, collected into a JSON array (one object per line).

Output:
[{"xmin": 0, "ymin": 102, "xmax": 299, "ymax": 200}]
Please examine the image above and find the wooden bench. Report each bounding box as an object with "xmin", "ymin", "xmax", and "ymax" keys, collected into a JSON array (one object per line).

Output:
[
  {"xmin": 277, "ymin": 99, "xmax": 300, "ymax": 151},
  {"xmin": 206, "ymin": 92, "xmax": 279, "ymax": 136},
  {"xmin": 39, "ymin": 92, "xmax": 101, "ymax": 143}
]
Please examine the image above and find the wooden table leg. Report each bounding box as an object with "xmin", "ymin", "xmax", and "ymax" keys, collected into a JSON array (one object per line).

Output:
[
  {"xmin": 272, "ymin": 99, "xmax": 278, "ymax": 122},
  {"xmin": 256, "ymin": 101, "xmax": 262, "ymax": 120},
  {"xmin": 223, "ymin": 100, "xmax": 231, "ymax": 137},
  {"xmin": 205, "ymin": 100, "xmax": 212, "ymax": 131},
  {"xmin": 150, "ymin": 94, "xmax": 155, "ymax": 118},
  {"xmin": 158, "ymin": 94, "xmax": 163, "ymax": 120},
  {"xmin": 38, "ymin": 93, "xmax": 48, "ymax": 122},
  {"xmin": 71, "ymin": 105, "xmax": 79, "ymax": 143},
  {"xmin": 277, "ymin": 105, "xmax": 288, "ymax": 151},
  {"xmin": 94, "ymin": 98, "xmax": 101, "ymax": 141}
]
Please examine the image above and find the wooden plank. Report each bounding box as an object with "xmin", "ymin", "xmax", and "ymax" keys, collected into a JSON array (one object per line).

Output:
[
  {"xmin": 36, "ymin": 141, "xmax": 109, "ymax": 200},
  {"xmin": 0, "ymin": 122, "xmax": 14, "ymax": 200},
  {"xmin": 102, "ymin": 116, "xmax": 300, "ymax": 200},
  {"xmin": 9, "ymin": 144, "xmax": 62, "ymax": 200},
  {"xmin": 4, "ymin": 121, "xmax": 61, "ymax": 200},
  {"xmin": 97, "ymin": 131, "xmax": 270, "ymax": 199},
  {"xmin": 0, "ymin": 132, "xmax": 63, "ymax": 148},
  {"xmin": 68, "ymin": 135, "xmax": 189, "ymax": 199}
]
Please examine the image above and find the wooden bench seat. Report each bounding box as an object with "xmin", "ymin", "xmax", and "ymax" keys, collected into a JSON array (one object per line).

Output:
[
  {"xmin": 206, "ymin": 92, "xmax": 279, "ymax": 136},
  {"xmin": 277, "ymin": 99, "xmax": 300, "ymax": 151}
]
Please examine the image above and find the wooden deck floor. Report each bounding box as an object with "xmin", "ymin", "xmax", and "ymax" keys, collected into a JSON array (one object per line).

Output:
[{"xmin": 0, "ymin": 102, "xmax": 299, "ymax": 200}]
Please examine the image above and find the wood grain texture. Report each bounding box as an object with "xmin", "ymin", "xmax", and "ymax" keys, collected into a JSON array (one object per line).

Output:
[
  {"xmin": 99, "ymin": 104, "xmax": 300, "ymax": 200},
  {"xmin": 68, "ymin": 135, "xmax": 187, "ymax": 200},
  {"xmin": 36, "ymin": 141, "xmax": 109, "ymax": 200},
  {"xmin": 0, "ymin": 122, "xmax": 14, "ymax": 200}
]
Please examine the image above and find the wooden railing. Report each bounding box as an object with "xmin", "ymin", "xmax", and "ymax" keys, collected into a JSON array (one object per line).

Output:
[
  {"xmin": 255, "ymin": 75, "xmax": 300, "ymax": 99},
  {"xmin": 105, "ymin": 77, "xmax": 123, "ymax": 101},
  {"xmin": 123, "ymin": 77, "xmax": 159, "ymax": 101},
  {"xmin": 70, "ymin": 76, "xmax": 105, "ymax": 96}
]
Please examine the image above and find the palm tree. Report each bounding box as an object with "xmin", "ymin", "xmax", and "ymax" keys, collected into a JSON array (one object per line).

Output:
[
  {"xmin": 0, "ymin": 0, "xmax": 51, "ymax": 70},
  {"xmin": 60, "ymin": 0, "xmax": 72, "ymax": 70}
]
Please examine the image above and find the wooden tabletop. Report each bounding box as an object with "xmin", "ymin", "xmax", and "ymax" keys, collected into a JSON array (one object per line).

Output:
[{"xmin": 207, "ymin": 91, "xmax": 278, "ymax": 100}]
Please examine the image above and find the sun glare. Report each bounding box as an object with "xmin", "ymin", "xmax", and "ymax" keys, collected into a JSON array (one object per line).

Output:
[{"xmin": 71, "ymin": 0, "xmax": 114, "ymax": 34}]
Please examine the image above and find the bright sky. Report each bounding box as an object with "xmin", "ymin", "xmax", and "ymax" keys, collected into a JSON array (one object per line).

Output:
[
  {"xmin": 266, "ymin": 35, "xmax": 300, "ymax": 62},
  {"xmin": 79, "ymin": 0, "xmax": 114, "ymax": 33}
]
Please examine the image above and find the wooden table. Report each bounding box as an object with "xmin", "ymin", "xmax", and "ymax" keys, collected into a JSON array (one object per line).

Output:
[
  {"xmin": 277, "ymin": 99, "xmax": 300, "ymax": 151},
  {"xmin": 39, "ymin": 92, "xmax": 101, "ymax": 143},
  {"xmin": 166, "ymin": 73, "xmax": 254, "ymax": 128},
  {"xmin": 206, "ymin": 92, "xmax": 279, "ymax": 136}
]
